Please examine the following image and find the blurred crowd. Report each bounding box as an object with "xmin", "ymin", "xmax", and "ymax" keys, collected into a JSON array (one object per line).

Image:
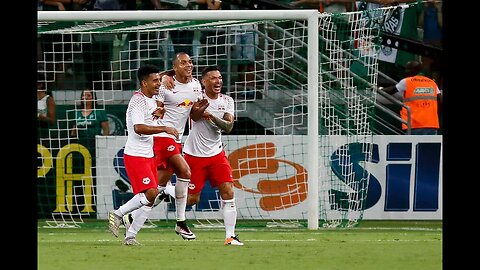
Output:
[{"xmin": 38, "ymin": 0, "xmax": 442, "ymax": 86}]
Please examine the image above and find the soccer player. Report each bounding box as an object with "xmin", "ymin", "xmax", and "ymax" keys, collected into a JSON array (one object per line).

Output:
[
  {"xmin": 125, "ymin": 52, "xmax": 202, "ymax": 240},
  {"xmin": 183, "ymin": 66, "xmax": 243, "ymax": 246},
  {"xmin": 108, "ymin": 64, "xmax": 179, "ymax": 246}
]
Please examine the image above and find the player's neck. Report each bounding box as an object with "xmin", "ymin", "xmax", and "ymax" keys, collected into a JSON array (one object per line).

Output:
[
  {"xmin": 140, "ymin": 88, "xmax": 153, "ymax": 98},
  {"xmin": 205, "ymin": 91, "xmax": 218, "ymax": 100},
  {"xmin": 174, "ymin": 75, "xmax": 192, "ymax": 84}
]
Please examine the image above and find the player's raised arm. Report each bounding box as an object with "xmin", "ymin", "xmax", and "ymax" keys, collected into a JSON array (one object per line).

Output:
[{"xmin": 159, "ymin": 69, "xmax": 176, "ymax": 90}]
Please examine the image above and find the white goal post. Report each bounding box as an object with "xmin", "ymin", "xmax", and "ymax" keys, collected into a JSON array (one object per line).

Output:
[{"xmin": 37, "ymin": 8, "xmax": 388, "ymax": 229}]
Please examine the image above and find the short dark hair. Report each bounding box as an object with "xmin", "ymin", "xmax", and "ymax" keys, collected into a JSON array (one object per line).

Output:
[
  {"xmin": 137, "ymin": 64, "xmax": 160, "ymax": 82},
  {"xmin": 37, "ymin": 72, "xmax": 47, "ymax": 91},
  {"xmin": 201, "ymin": 66, "xmax": 221, "ymax": 78},
  {"xmin": 78, "ymin": 88, "xmax": 98, "ymax": 109},
  {"xmin": 172, "ymin": 52, "xmax": 189, "ymax": 66}
]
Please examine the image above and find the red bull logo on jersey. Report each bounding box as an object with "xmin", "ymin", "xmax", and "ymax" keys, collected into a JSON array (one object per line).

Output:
[{"xmin": 176, "ymin": 99, "xmax": 193, "ymax": 108}]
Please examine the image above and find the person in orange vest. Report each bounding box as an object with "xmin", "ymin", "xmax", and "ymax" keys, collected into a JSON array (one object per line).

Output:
[{"xmin": 381, "ymin": 60, "xmax": 442, "ymax": 135}]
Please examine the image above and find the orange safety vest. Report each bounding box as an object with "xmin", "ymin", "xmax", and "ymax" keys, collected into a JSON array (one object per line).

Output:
[{"xmin": 400, "ymin": 75, "xmax": 439, "ymax": 130}]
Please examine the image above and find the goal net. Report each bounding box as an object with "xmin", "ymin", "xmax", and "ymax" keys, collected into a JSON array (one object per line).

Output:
[{"xmin": 37, "ymin": 7, "xmax": 393, "ymax": 229}]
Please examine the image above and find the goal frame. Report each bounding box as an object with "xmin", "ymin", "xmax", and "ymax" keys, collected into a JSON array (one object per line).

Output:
[{"xmin": 38, "ymin": 9, "xmax": 320, "ymax": 229}]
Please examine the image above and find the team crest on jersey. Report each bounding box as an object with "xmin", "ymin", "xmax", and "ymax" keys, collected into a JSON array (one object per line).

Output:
[
  {"xmin": 167, "ymin": 145, "xmax": 175, "ymax": 151},
  {"xmin": 142, "ymin": 177, "xmax": 151, "ymax": 184},
  {"xmin": 176, "ymin": 99, "xmax": 192, "ymax": 108},
  {"xmin": 188, "ymin": 183, "xmax": 196, "ymax": 190}
]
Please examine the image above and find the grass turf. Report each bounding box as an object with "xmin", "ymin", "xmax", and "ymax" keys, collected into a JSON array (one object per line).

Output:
[{"xmin": 37, "ymin": 220, "xmax": 441, "ymax": 270}]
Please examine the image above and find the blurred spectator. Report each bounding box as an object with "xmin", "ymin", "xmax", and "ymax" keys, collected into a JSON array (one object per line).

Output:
[
  {"xmin": 196, "ymin": 0, "xmax": 221, "ymax": 10},
  {"xmin": 93, "ymin": 0, "xmax": 122, "ymax": 9},
  {"xmin": 421, "ymin": 0, "xmax": 442, "ymax": 47},
  {"xmin": 381, "ymin": 60, "xmax": 441, "ymax": 135},
  {"xmin": 70, "ymin": 88, "xmax": 110, "ymax": 149},
  {"xmin": 81, "ymin": 1, "xmax": 124, "ymax": 89},
  {"xmin": 37, "ymin": 74, "xmax": 57, "ymax": 139},
  {"xmin": 290, "ymin": 0, "xmax": 354, "ymax": 13},
  {"xmin": 140, "ymin": 0, "xmax": 188, "ymax": 9},
  {"xmin": 419, "ymin": 0, "xmax": 442, "ymax": 84},
  {"xmin": 40, "ymin": 0, "xmax": 90, "ymax": 11}
]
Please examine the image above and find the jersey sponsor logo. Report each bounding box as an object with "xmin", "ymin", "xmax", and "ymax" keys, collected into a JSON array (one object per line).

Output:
[
  {"xmin": 188, "ymin": 183, "xmax": 196, "ymax": 190},
  {"xmin": 167, "ymin": 145, "xmax": 175, "ymax": 151},
  {"xmin": 176, "ymin": 99, "xmax": 193, "ymax": 108},
  {"xmin": 142, "ymin": 177, "xmax": 151, "ymax": 185}
]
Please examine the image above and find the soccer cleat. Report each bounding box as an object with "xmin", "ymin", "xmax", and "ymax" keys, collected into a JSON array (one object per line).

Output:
[
  {"xmin": 159, "ymin": 190, "xmax": 171, "ymax": 203},
  {"xmin": 108, "ymin": 210, "xmax": 122, "ymax": 238},
  {"xmin": 122, "ymin": 213, "xmax": 133, "ymax": 236},
  {"xmin": 175, "ymin": 220, "xmax": 196, "ymax": 240},
  {"xmin": 224, "ymin": 234, "xmax": 244, "ymax": 246},
  {"xmin": 153, "ymin": 189, "xmax": 171, "ymax": 207},
  {"xmin": 123, "ymin": 236, "xmax": 141, "ymax": 246}
]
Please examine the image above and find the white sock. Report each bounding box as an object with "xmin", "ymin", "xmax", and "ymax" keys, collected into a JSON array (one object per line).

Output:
[
  {"xmin": 114, "ymin": 193, "xmax": 149, "ymax": 217},
  {"xmin": 164, "ymin": 184, "xmax": 175, "ymax": 197},
  {"xmin": 223, "ymin": 198, "xmax": 237, "ymax": 238},
  {"xmin": 175, "ymin": 178, "xmax": 189, "ymax": 221},
  {"xmin": 126, "ymin": 205, "xmax": 152, "ymax": 239}
]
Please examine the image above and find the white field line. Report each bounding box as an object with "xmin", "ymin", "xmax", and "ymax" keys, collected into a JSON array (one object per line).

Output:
[
  {"xmin": 39, "ymin": 227, "xmax": 442, "ymax": 232},
  {"xmin": 38, "ymin": 238, "xmax": 440, "ymax": 243}
]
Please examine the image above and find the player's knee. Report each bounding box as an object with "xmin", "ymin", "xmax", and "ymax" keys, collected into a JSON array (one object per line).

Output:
[
  {"xmin": 176, "ymin": 166, "xmax": 191, "ymax": 179},
  {"xmin": 219, "ymin": 183, "xmax": 234, "ymax": 200},
  {"xmin": 138, "ymin": 192, "xmax": 151, "ymax": 206},
  {"xmin": 143, "ymin": 188, "xmax": 159, "ymax": 207},
  {"xmin": 221, "ymin": 190, "xmax": 234, "ymax": 200},
  {"xmin": 187, "ymin": 194, "xmax": 200, "ymax": 206}
]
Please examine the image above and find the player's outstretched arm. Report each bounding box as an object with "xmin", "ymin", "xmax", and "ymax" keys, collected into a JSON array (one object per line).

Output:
[{"xmin": 133, "ymin": 124, "xmax": 179, "ymax": 139}]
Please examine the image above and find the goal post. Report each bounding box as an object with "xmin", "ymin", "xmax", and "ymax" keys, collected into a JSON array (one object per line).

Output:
[{"xmin": 37, "ymin": 7, "xmax": 390, "ymax": 229}]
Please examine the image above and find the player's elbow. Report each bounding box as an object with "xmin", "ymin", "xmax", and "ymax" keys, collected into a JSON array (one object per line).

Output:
[
  {"xmin": 224, "ymin": 122, "xmax": 234, "ymax": 134},
  {"xmin": 133, "ymin": 124, "xmax": 144, "ymax": 135}
]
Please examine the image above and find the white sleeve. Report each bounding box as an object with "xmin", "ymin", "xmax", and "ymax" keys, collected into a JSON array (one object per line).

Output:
[
  {"xmin": 130, "ymin": 95, "xmax": 146, "ymax": 125},
  {"xmin": 226, "ymin": 96, "xmax": 234, "ymax": 117},
  {"xmin": 395, "ymin": 79, "xmax": 407, "ymax": 93},
  {"xmin": 156, "ymin": 86, "xmax": 166, "ymax": 103},
  {"xmin": 196, "ymin": 81, "xmax": 203, "ymax": 101}
]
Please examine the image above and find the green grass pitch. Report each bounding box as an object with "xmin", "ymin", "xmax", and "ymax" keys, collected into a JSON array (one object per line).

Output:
[{"xmin": 38, "ymin": 220, "xmax": 441, "ymax": 270}]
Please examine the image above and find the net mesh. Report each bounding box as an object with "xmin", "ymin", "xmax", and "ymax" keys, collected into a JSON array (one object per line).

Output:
[{"xmin": 37, "ymin": 7, "xmax": 397, "ymax": 228}]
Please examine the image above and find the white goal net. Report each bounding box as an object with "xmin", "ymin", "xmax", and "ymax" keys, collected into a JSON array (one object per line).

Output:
[{"xmin": 37, "ymin": 7, "xmax": 395, "ymax": 229}]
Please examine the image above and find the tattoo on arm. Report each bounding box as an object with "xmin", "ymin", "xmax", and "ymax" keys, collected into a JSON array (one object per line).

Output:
[{"xmin": 210, "ymin": 113, "xmax": 234, "ymax": 134}]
